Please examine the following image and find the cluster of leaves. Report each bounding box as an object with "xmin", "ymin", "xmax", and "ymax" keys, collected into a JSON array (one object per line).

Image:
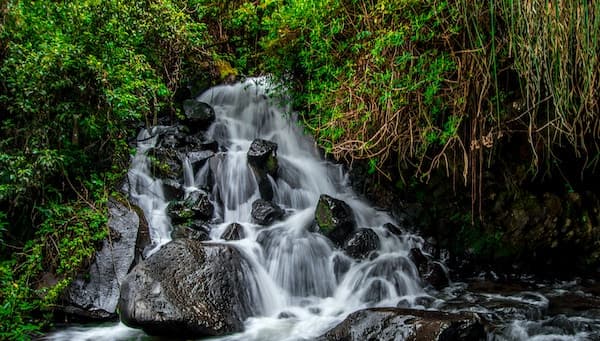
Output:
[
  {"xmin": 251, "ymin": 0, "xmax": 464, "ymax": 179},
  {"xmin": 0, "ymin": 0, "xmax": 217, "ymax": 336}
]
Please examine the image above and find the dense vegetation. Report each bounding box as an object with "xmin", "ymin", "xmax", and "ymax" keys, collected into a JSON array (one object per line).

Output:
[{"xmin": 1, "ymin": 0, "xmax": 598, "ymax": 338}]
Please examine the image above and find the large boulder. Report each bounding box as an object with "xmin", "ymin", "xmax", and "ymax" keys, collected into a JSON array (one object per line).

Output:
[
  {"xmin": 316, "ymin": 308, "xmax": 485, "ymax": 341},
  {"xmin": 315, "ymin": 195, "xmax": 356, "ymax": 246},
  {"xmin": 65, "ymin": 198, "xmax": 143, "ymax": 320},
  {"xmin": 182, "ymin": 100, "xmax": 215, "ymax": 132},
  {"xmin": 251, "ymin": 199, "xmax": 285, "ymax": 225},
  {"xmin": 247, "ymin": 139, "xmax": 278, "ymax": 200},
  {"xmin": 343, "ymin": 228, "xmax": 380, "ymax": 259},
  {"xmin": 118, "ymin": 239, "xmax": 257, "ymax": 337}
]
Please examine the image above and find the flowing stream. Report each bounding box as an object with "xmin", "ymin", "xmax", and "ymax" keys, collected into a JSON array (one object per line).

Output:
[{"xmin": 45, "ymin": 78, "xmax": 600, "ymax": 341}]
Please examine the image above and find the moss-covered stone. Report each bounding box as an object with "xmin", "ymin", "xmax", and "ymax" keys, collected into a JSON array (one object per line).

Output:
[{"xmin": 315, "ymin": 195, "xmax": 356, "ymax": 246}]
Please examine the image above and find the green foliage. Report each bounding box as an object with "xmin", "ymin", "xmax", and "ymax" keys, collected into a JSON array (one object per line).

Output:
[
  {"xmin": 0, "ymin": 0, "xmax": 216, "ymax": 335},
  {"xmin": 0, "ymin": 260, "xmax": 44, "ymax": 339},
  {"xmin": 256, "ymin": 0, "xmax": 461, "ymax": 176}
]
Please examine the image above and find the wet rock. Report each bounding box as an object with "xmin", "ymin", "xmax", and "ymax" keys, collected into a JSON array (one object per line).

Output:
[
  {"xmin": 247, "ymin": 139, "xmax": 278, "ymax": 200},
  {"xmin": 65, "ymin": 198, "xmax": 141, "ymax": 321},
  {"xmin": 119, "ymin": 239, "xmax": 256, "ymax": 337},
  {"xmin": 188, "ymin": 150, "xmax": 215, "ymax": 173},
  {"xmin": 343, "ymin": 228, "xmax": 380, "ymax": 259},
  {"xmin": 315, "ymin": 195, "xmax": 356, "ymax": 246},
  {"xmin": 182, "ymin": 100, "xmax": 215, "ymax": 132},
  {"xmin": 278, "ymin": 312, "xmax": 296, "ymax": 319},
  {"xmin": 409, "ymin": 247, "xmax": 429, "ymax": 275},
  {"xmin": 362, "ymin": 279, "xmax": 389, "ymax": 304},
  {"xmin": 383, "ymin": 222, "xmax": 404, "ymax": 237},
  {"xmin": 439, "ymin": 291, "xmax": 548, "ymax": 323},
  {"xmin": 548, "ymin": 291, "xmax": 600, "ymax": 315},
  {"xmin": 221, "ymin": 223, "xmax": 245, "ymax": 241},
  {"xmin": 162, "ymin": 179, "xmax": 184, "ymax": 201},
  {"xmin": 251, "ymin": 199, "xmax": 285, "ymax": 225},
  {"xmin": 332, "ymin": 253, "xmax": 352, "ymax": 283},
  {"xmin": 408, "ymin": 246, "xmax": 450, "ymax": 290},
  {"xmin": 316, "ymin": 308, "xmax": 485, "ymax": 341},
  {"xmin": 167, "ymin": 191, "xmax": 213, "ymax": 224},
  {"xmin": 247, "ymin": 139, "xmax": 278, "ymax": 177},
  {"xmin": 423, "ymin": 262, "xmax": 450, "ymax": 290},
  {"xmin": 148, "ymin": 147, "xmax": 182, "ymax": 180},
  {"xmin": 171, "ymin": 225, "xmax": 210, "ymax": 241}
]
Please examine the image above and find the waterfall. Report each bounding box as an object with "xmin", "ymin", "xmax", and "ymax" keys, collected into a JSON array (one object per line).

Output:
[
  {"xmin": 127, "ymin": 127, "xmax": 172, "ymax": 256},
  {"xmin": 191, "ymin": 78, "xmax": 427, "ymax": 339},
  {"xmin": 45, "ymin": 78, "xmax": 600, "ymax": 341}
]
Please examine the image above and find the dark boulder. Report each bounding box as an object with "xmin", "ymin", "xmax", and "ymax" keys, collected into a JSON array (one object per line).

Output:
[
  {"xmin": 247, "ymin": 139, "xmax": 278, "ymax": 200},
  {"xmin": 247, "ymin": 139, "xmax": 278, "ymax": 177},
  {"xmin": 409, "ymin": 247, "xmax": 429, "ymax": 275},
  {"xmin": 316, "ymin": 308, "xmax": 485, "ymax": 341},
  {"xmin": 408, "ymin": 248, "xmax": 450, "ymax": 290},
  {"xmin": 343, "ymin": 228, "xmax": 380, "ymax": 259},
  {"xmin": 65, "ymin": 198, "xmax": 142, "ymax": 321},
  {"xmin": 251, "ymin": 199, "xmax": 285, "ymax": 225},
  {"xmin": 221, "ymin": 223, "xmax": 245, "ymax": 241},
  {"xmin": 162, "ymin": 179, "xmax": 184, "ymax": 202},
  {"xmin": 118, "ymin": 239, "xmax": 257, "ymax": 338},
  {"xmin": 315, "ymin": 195, "xmax": 356, "ymax": 246},
  {"xmin": 423, "ymin": 261, "xmax": 450, "ymax": 290},
  {"xmin": 182, "ymin": 100, "xmax": 215, "ymax": 132},
  {"xmin": 167, "ymin": 191, "xmax": 213, "ymax": 224}
]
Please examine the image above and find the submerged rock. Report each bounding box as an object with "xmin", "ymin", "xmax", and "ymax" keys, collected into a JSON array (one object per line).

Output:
[
  {"xmin": 316, "ymin": 307, "xmax": 485, "ymax": 341},
  {"xmin": 118, "ymin": 239, "xmax": 256, "ymax": 337},
  {"xmin": 343, "ymin": 228, "xmax": 380, "ymax": 259},
  {"xmin": 251, "ymin": 199, "xmax": 285, "ymax": 225},
  {"xmin": 65, "ymin": 198, "xmax": 143, "ymax": 321},
  {"xmin": 315, "ymin": 195, "xmax": 356, "ymax": 246}
]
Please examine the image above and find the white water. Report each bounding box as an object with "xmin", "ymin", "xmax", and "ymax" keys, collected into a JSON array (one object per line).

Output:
[
  {"xmin": 196, "ymin": 78, "xmax": 427, "ymax": 339},
  {"xmin": 126, "ymin": 127, "xmax": 173, "ymax": 256}
]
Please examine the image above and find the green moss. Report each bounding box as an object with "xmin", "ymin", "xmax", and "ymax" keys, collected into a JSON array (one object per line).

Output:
[{"xmin": 315, "ymin": 200, "xmax": 334, "ymax": 233}]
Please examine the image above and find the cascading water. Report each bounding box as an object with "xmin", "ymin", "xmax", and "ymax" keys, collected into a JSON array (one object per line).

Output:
[
  {"xmin": 188, "ymin": 77, "xmax": 429, "ymax": 339},
  {"xmin": 127, "ymin": 128, "xmax": 173, "ymax": 256}
]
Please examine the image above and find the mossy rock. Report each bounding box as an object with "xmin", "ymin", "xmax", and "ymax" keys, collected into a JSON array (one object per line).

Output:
[{"xmin": 315, "ymin": 194, "xmax": 356, "ymax": 246}]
